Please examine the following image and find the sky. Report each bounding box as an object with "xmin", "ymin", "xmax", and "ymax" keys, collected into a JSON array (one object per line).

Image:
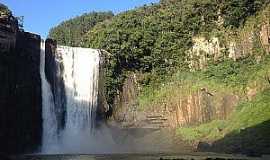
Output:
[{"xmin": 2, "ymin": 0, "xmax": 159, "ymax": 38}]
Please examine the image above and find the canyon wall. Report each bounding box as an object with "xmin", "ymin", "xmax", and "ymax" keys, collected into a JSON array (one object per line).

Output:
[
  {"xmin": 0, "ymin": 15, "xmax": 42, "ymax": 153},
  {"xmin": 111, "ymin": 7, "xmax": 270, "ymax": 129},
  {"xmin": 0, "ymin": 18, "xmax": 109, "ymax": 153},
  {"xmin": 187, "ymin": 8, "xmax": 270, "ymax": 70},
  {"xmin": 111, "ymin": 74, "xmax": 239, "ymax": 128}
]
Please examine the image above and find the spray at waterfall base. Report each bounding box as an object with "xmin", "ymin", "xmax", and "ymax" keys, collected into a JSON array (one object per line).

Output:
[{"xmin": 40, "ymin": 41, "xmax": 184, "ymax": 154}]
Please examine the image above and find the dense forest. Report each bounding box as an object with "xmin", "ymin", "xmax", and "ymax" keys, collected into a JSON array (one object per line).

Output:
[
  {"xmin": 49, "ymin": 0, "xmax": 270, "ymax": 154},
  {"xmin": 1, "ymin": 0, "xmax": 270, "ymax": 156},
  {"xmin": 49, "ymin": 11, "xmax": 114, "ymax": 47},
  {"xmin": 49, "ymin": 0, "xmax": 270, "ymax": 106}
]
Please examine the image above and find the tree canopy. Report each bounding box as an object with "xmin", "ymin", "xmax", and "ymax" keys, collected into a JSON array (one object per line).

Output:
[
  {"xmin": 48, "ymin": 11, "xmax": 114, "ymax": 47},
  {"xmin": 49, "ymin": 0, "xmax": 270, "ymax": 105},
  {"xmin": 0, "ymin": 3, "xmax": 11, "ymax": 16}
]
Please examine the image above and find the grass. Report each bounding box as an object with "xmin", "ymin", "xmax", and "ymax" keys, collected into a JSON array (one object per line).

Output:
[
  {"xmin": 137, "ymin": 55, "xmax": 270, "ymax": 144},
  {"xmin": 226, "ymin": 89, "xmax": 270, "ymax": 131},
  {"xmin": 138, "ymin": 55, "xmax": 270, "ymax": 111},
  {"xmin": 176, "ymin": 120, "xmax": 226, "ymax": 141},
  {"xmin": 176, "ymin": 88, "xmax": 270, "ymax": 142},
  {"xmin": 134, "ymin": 6, "xmax": 270, "ymax": 151},
  {"xmin": 136, "ymin": 4, "xmax": 270, "ymax": 111}
]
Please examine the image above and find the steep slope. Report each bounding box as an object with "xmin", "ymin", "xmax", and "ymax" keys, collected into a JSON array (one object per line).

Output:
[
  {"xmin": 82, "ymin": 0, "xmax": 270, "ymax": 106},
  {"xmin": 177, "ymin": 88, "xmax": 270, "ymax": 156},
  {"xmin": 0, "ymin": 4, "xmax": 42, "ymax": 154},
  {"xmin": 48, "ymin": 0, "xmax": 270, "ymax": 155},
  {"xmin": 136, "ymin": 4, "xmax": 270, "ymax": 122},
  {"xmin": 49, "ymin": 0, "xmax": 269, "ymax": 107}
]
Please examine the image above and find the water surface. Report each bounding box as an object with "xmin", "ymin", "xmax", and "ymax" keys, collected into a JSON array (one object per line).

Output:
[{"xmin": 16, "ymin": 153, "xmax": 262, "ymax": 160}]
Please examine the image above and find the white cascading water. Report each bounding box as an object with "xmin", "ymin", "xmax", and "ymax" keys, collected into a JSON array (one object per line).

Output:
[
  {"xmin": 59, "ymin": 46, "xmax": 100, "ymax": 152},
  {"xmin": 40, "ymin": 41, "xmax": 59, "ymax": 153},
  {"xmin": 41, "ymin": 43, "xmax": 100, "ymax": 153}
]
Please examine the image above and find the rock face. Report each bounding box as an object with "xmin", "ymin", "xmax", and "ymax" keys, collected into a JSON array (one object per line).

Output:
[
  {"xmin": 187, "ymin": 8, "xmax": 270, "ymax": 70},
  {"xmin": 96, "ymin": 50, "xmax": 110, "ymax": 122},
  {"xmin": 111, "ymin": 7, "xmax": 270, "ymax": 129},
  {"xmin": 0, "ymin": 32, "xmax": 42, "ymax": 153},
  {"xmin": 110, "ymin": 8, "xmax": 269, "ymax": 129},
  {"xmin": 45, "ymin": 39, "xmax": 66, "ymax": 132},
  {"xmin": 260, "ymin": 19, "xmax": 270, "ymax": 54},
  {"xmin": 0, "ymin": 13, "xmax": 42, "ymax": 154},
  {"xmin": 161, "ymin": 91, "xmax": 239, "ymax": 127},
  {"xmin": 188, "ymin": 37, "xmax": 223, "ymax": 70},
  {"xmin": 112, "ymin": 76, "xmax": 239, "ymax": 128},
  {"xmin": 112, "ymin": 73, "xmax": 139, "ymax": 127}
]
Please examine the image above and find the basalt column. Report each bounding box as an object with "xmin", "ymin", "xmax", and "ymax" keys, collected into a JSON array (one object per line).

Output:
[{"xmin": 0, "ymin": 30, "xmax": 42, "ymax": 154}]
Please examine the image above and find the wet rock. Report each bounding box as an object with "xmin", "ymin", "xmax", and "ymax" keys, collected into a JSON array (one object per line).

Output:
[{"xmin": 45, "ymin": 39, "xmax": 66, "ymax": 131}]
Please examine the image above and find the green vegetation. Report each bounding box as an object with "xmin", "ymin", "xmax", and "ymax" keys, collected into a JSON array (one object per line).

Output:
[
  {"xmin": 176, "ymin": 88, "xmax": 270, "ymax": 142},
  {"xmin": 0, "ymin": 3, "xmax": 11, "ymax": 16},
  {"xmin": 0, "ymin": 3, "xmax": 22, "ymax": 29},
  {"xmin": 48, "ymin": 0, "xmax": 270, "ymax": 149},
  {"xmin": 138, "ymin": 55, "xmax": 270, "ymax": 110},
  {"xmin": 176, "ymin": 120, "xmax": 226, "ymax": 141},
  {"xmin": 48, "ymin": 11, "xmax": 114, "ymax": 46},
  {"xmin": 49, "ymin": 0, "xmax": 270, "ymax": 106},
  {"xmin": 220, "ymin": 0, "xmax": 270, "ymax": 27},
  {"xmin": 88, "ymin": 0, "xmax": 269, "ymax": 105}
]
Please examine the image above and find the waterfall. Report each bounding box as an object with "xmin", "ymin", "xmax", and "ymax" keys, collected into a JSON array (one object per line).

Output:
[
  {"xmin": 41, "ymin": 43, "xmax": 100, "ymax": 153},
  {"xmin": 59, "ymin": 46, "xmax": 100, "ymax": 150},
  {"xmin": 40, "ymin": 41, "xmax": 59, "ymax": 153}
]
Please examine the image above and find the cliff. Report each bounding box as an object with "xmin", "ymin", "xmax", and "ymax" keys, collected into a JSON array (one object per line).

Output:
[
  {"xmin": 109, "ymin": 4, "xmax": 270, "ymax": 156},
  {"xmin": 41, "ymin": 0, "xmax": 270, "ymax": 156},
  {"xmin": 111, "ymin": 4, "xmax": 270, "ymax": 125},
  {"xmin": 0, "ymin": 6, "xmax": 42, "ymax": 154},
  {"xmin": 111, "ymin": 73, "xmax": 240, "ymax": 128},
  {"xmin": 187, "ymin": 6, "xmax": 270, "ymax": 70}
]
